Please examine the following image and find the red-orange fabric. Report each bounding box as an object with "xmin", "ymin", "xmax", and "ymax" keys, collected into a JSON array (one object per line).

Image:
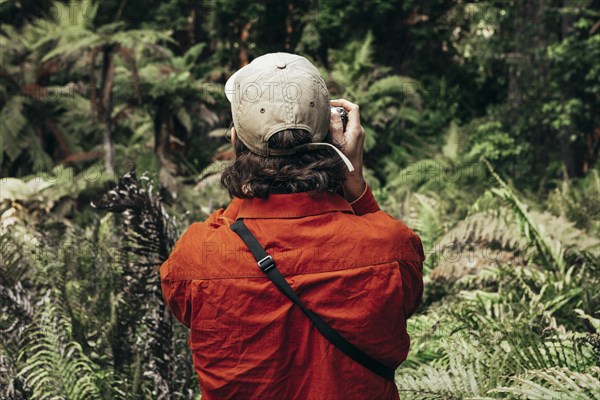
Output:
[{"xmin": 160, "ymin": 186, "xmax": 424, "ymax": 399}]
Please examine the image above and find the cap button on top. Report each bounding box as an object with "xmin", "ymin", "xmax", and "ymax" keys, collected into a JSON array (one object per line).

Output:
[{"xmin": 277, "ymin": 62, "xmax": 286, "ymax": 69}]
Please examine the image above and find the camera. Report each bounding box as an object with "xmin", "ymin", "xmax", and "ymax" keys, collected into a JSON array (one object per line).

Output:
[{"xmin": 330, "ymin": 106, "xmax": 348, "ymax": 131}]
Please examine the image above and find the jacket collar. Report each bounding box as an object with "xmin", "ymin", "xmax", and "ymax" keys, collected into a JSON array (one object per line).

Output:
[{"xmin": 237, "ymin": 191, "xmax": 354, "ymax": 219}]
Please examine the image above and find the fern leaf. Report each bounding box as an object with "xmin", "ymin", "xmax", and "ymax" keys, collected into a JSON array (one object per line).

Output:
[
  {"xmin": 492, "ymin": 367, "xmax": 600, "ymax": 399},
  {"xmin": 17, "ymin": 302, "xmax": 102, "ymax": 399},
  {"xmin": 0, "ymin": 96, "xmax": 28, "ymax": 163}
]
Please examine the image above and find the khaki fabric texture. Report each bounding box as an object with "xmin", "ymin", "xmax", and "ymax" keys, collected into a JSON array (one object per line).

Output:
[{"xmin": 226, "ymin": 53, "xmax": 330, "ymax": 156}]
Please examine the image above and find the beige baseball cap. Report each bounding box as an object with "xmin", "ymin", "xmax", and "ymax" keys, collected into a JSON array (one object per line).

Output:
[{"xmin": 225, "ymin": 52, "xmax": 354, "ymax": 171}]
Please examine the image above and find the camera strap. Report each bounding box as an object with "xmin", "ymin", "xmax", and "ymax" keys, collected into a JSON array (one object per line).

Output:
[{"xmin": 230, "ymin": 219, "xmax": 395, "ymax": 382}]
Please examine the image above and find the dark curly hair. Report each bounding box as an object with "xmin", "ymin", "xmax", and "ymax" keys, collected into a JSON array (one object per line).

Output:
[{"xmin": 220, "ymin": 129, "xmax": 347, "ymax": 199}]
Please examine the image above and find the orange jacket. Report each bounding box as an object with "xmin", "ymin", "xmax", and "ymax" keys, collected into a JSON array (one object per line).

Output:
[{"xmin": 160, "ymin": 186, "xmax": 424, "ymax": 399}]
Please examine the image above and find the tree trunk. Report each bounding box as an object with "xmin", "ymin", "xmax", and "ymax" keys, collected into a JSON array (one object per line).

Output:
[
  {"xmin": 559, "ymin": 0, "xmax": 582, "ymax": 178},
  {"xmin": 118, "ymin": 47, "xmax": 142, "ymax": 106},
  {"xmin": 285, "ymin": 1, "xmax": 293, "ymax": 50},
  {"xmin": 100, "ymin": 45, "xmax": 116, "ymax": 173},
  {"xmin": 507, "ymin": 0, "xmax": 525, "ymax": 106},
  {"xmin": 239, "ymin": 22, "xmax": 251, "ymax": 67},
  {"xmin": 193, "ymin": 1, "xmax": 210, "ymax": 55},
  {"xmin": 154, "ymin": 100, "xmax": 178, "ymax": 196}
]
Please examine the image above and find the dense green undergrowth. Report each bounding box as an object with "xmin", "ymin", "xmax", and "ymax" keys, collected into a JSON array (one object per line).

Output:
[{"xmin": 2, "ymin": 0, "xmax": 600, "ymax": 398}]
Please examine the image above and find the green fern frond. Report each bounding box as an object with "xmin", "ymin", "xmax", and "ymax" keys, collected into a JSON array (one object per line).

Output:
[
  {"xmin": 547, "ymin": 169, "xmax": 600, "ymax": 236},
  {"xmin": 400, "ymin": 295, "xmax": 598, "ymax": 399},
  {"xmin": 429, "ymin": 184, "xmax": 599, "ymax": 280},
  {"xmin": 484, "ymin": 159, "xmax": 567, "ymax": 272},
  {"xmin": 492, "ymin": 367, "xmax": 600, "ymax": 399},
  {"xmin": 366, "ymin": 76, "xmax": 421, "ymax": 103},
  {"xmin": 396, "ymin": 351, "xmax": 495, "ymax": 400},
  {"xmin": 39, "ymin": 29, "xmax": 102, "ymax": 62},
  {"xmin": 407, "ymin": 193, "xmax": 446, "ymax": 252},
  {"xmin": 0, "ymin": 96, "xmax": 28, "ymax": 163},
  {"xmin": 17, "ymin": 302, "xmax": 102, "ymax": 400},
  {"xmin": 442, "ymin": 122, "xmax": 467, "ymax": 162},
  {"xmin": 354, "ymin": 31, "xmax": 374, "ymax": 74},
  {"xmin": 112, "ymin": 29, "xmax": 176, "ymax": 49}
]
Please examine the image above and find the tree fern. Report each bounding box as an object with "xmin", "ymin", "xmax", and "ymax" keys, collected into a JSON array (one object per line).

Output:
[
  {"xmin": 328, "ymin": 32, "xmax": 424, "ymax": 157},
  {"xmin": 94, "ymin": 171, "xmax": 199, "ymax": 399},
  {"xmin": 33, "ymin": 3, "xmax": 172, "ymax": 62}
]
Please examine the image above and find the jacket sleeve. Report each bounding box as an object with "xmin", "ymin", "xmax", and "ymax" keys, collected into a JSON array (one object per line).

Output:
[
  {"xmin": 399, "ymin": 234, "xmax": 425, "ymax": 318},
  {"xmin": 350, "ymin": 184, "xmax": 380, "ymax": 216},
  {"xmin": 352, "ymin": 185, "xmax": 424, "ymax": 316},
  {"xmin": 160, "ymin": 258, "xmax": 192, "ymax": 328},
  {"xmin": 399, "ymin": 259, "xmax": 424, "ymax": 318},
  {"xmin": 160, "ymin": 198, "xmax": 243, "ymax": 327}
]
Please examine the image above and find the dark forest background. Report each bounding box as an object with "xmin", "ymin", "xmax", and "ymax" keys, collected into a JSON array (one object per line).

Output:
[{"xmin": 1, "ymin": 0, "xmax": 599, "ymax": 398}]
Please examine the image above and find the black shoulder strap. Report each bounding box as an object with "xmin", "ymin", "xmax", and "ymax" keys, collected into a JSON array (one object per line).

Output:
[{"xmin": 230, "ymin": 219, "xmax": 395, "ymax": 382}]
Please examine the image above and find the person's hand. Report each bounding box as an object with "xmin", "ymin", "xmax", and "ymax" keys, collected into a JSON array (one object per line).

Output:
[{"xmin": 330, "ymin": 98, "xmax": 367, "ymax": 202}]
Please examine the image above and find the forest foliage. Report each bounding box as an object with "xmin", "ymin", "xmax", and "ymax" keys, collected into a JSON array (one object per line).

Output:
[{"xmin": 1, "ymin": 0, "xmax": 600, "ymax": 398}]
